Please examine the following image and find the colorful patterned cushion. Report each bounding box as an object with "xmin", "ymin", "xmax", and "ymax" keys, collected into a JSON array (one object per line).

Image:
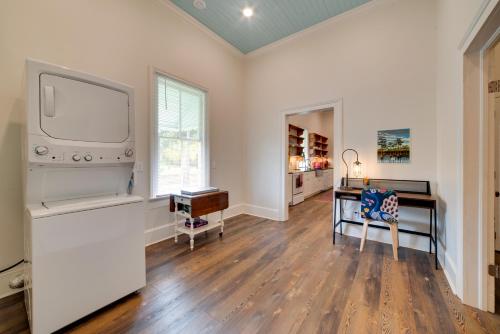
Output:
[{"xmin": 361, "ymin": 188, "xmax": 399, "ymax": 224}]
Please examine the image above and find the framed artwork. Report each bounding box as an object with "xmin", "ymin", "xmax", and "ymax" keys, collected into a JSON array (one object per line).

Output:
[{"xmin": 377, "ymin": 128, "xmax": 410, "ymax": 163}]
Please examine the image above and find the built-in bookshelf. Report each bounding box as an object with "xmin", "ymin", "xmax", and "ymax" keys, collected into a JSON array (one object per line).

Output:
[
  {"xmin": 308, "ymin": 133, "xmax": 328, "ymax": 157},
  {"xmin": 289, "ymin": 124, "xmax": 305, "ymax": 157}
]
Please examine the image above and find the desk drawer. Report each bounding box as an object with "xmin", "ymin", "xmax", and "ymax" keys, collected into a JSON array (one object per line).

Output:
[{"xmin": 174, "ymin": 196, "xmax": 191, "ymax": 206}]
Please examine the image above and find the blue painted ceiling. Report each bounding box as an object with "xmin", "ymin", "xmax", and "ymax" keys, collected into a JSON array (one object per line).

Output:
[{"xmin": 170, "ymin": 0, "xmax": 371, "ymax": 54}]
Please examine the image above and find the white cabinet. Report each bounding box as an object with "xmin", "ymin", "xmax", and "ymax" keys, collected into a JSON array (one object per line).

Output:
[
  {"xmin": 302, "ymin": 169, "xmax": 334, "ymax": 198},
  {"xmin": 313, "ymin": 174, "xmax": 322, "ymax": 192},
  {"xmin": 322, "ymin": 169, "xmax": 333, "ymax": 190},
  {"xmin": 289, "ymin": 169, "xmax": 334, "ymax": 201},
  {"xmin": 303, "ymin": 172, "xmax": 314, "ymax": 197}
]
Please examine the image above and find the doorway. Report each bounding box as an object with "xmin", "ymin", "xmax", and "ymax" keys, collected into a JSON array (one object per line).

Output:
[
  {"xmin": 279, "ymin": 99, "xmax": 343, "ymax": 221},
  {"xmin": 462, "ymin": 1, "xmax": 500, "ymax": 312},
  {"xmin": 286, "ymin": 108, "xmax": 334, "ymax": 208}
]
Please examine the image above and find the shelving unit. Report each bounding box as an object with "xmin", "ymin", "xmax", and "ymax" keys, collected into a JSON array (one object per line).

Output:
[
  {"xmin": 174, "ymin": 208, "xmax": 223, "ymax": 250},
  {"xmin": 308, "ymin": 133, "xmax": 329, "ymax": 157},
  {"xmin": 289, "ymin": 124, "xmax": 305, "ymax": 157}
]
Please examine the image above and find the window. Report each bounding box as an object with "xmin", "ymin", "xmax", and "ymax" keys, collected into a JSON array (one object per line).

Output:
[{"xmin": 151, "ymin": 73, "xmax": 208, "ymax": 198}]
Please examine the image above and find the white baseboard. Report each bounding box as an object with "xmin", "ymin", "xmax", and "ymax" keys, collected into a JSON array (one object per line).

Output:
[
  {"xmin": 0, "ymin": 265, "xmax": 24, "ymax": 299},
  {"xmin": 441, "ymin": 251, "xmax": 457, "ymax": 295},
  {"xmin": 144, "ymin": 222, "xmax": 176, "ymax": 246},
  {"xmin": 223, "ymin": 204, "xmax": 246, "ymax": 219},
  {"xmin": 241, "ymin": 204, "xmax": 280, "ymax": 221},
  {"xmin": 144, "ymin": 203, "xmax": 246, "ymax": 246}
]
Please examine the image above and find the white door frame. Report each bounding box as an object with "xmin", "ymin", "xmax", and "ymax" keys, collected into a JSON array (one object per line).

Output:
[
  {"xmin": 279, "ymin": 98, "xmax": 344, "ymax": 221},
  {"xmin": 479, "ymin": 29, "xmax": 500, "ymax": 313},
  {"xmin": 459, "ymin": 0, "xmax": 500, "ymax": 311}
]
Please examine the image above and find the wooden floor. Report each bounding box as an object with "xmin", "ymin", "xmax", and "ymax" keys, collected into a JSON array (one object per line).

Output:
[
  {"xmin": 2, "ymin": 190, "xmax": 500, "ymax": 333},
  {"xmin": 496, "ymin": 252, "xmax": 500, "ymax": 314}
]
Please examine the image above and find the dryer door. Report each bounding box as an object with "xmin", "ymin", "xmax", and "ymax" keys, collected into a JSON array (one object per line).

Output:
[{"xmin": 39, "ymin": 73, "xmax": 129, "ymax": 143}]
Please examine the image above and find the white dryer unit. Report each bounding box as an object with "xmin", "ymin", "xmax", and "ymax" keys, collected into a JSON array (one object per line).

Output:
[{"xmin": 24, "ymin": 59, "xmax": 146, "ymax": 334}]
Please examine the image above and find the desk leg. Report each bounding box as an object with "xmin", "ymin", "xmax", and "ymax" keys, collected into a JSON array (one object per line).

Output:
[
  {"xmin": 339, "ymin": 199, "xmax": 343, "ymax": 236},
  {"xmin": 429, "ymin": 209, "xmax": 432, "ymax": 254},
  {"xmin": 434, "ymin": 208, "xmax": 438, "ymax": 269},
  {"xmin": 333, "ymin": 198, "xmax": 337, "ymax": 244}
]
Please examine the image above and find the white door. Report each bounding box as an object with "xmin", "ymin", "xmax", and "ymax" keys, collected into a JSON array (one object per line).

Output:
[{"xmin": 39, "ymin": 74, "xmax": 130, "ymax": 143}]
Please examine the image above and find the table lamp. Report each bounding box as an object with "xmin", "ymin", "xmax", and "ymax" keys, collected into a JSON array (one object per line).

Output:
[{"xmin": 340, "ymin": 149, "xmax": 362, "ymax": 190}]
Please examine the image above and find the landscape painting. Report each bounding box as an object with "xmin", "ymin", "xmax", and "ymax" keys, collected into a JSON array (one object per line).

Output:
[{"xmin": 377, "ymin": 128, "xmax": 410, "ymax": 163}]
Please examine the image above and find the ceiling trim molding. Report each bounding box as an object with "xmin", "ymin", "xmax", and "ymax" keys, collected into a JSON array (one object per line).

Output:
[
  {"xmin": 160, "ymin": 0, "xmax": 244, "ymax": 58},
  {"xmin": 245, "ymin": 0, "xmax": 394, "ymax": 58},
  {"xmin": 458, "ymin": 0, "xmax": 499, "ymax": 51}
]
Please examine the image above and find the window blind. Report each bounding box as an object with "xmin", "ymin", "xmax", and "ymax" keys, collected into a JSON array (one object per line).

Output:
[{"xmin": 152, "ymin": 74, "xmax": 207, "ymax": 197}]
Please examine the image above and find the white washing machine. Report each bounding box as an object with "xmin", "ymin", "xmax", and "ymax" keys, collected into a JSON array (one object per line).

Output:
[{"xmin": 23, "ymin": 59, "xmax": 146, "ymax": 334}]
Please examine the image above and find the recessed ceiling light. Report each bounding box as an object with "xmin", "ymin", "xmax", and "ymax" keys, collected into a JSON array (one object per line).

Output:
[
  {"xmin": 193, "ymin": 0, "xmax": 206, "ymax": 10},
  {"xmin": 242, "ymin": 7, "xmax": 254, "ymax": 18}
]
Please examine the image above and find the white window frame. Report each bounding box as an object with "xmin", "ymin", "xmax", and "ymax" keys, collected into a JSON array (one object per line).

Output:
[{"xmin": 150, "ymin": 68, "xmax": 210, "ymax": 199}]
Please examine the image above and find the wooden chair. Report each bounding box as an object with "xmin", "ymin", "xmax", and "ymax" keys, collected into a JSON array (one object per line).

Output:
[{"xmin": 359, "ymin": 188, "xmax": 399, "ymax": 260}]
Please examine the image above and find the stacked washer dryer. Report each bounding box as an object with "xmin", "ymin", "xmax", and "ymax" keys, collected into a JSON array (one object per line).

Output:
[{"xmin": 23, "ymin": 59, "xmax": 146, "ymax": 334}]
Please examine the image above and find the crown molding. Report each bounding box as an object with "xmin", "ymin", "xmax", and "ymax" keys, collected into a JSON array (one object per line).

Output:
[
  {"xmin": 161, "ymin": 0, "xmax": 395, "ymax": 60},
  {"xmin": 245, "ymin": 0, "xmax": 395, "ymax": 59},
  {"xmin": 159, "ymin": 0, "xmax": 244, "ymax": 58}
]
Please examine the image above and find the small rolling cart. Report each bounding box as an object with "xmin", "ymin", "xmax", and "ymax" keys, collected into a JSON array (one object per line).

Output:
[{"xmin": 169, "ymin": 190, "xmax": 229, "ymax": 250}]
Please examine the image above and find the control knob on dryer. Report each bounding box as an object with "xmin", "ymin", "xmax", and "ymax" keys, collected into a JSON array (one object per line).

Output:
[
  {"xmin": 72, "ymin": 154, "xmax": 81, "ymax": 162},
  {"xmin": 84, "ymin": 154, "xmax": 93, "ymax": 162},
  {"xmin": 34, "ymin": 146, "xmax": 49, "ymax": 156},
  {"xmin": 125, "ymin": 148, "xmax": 134, "ymax": 158}
]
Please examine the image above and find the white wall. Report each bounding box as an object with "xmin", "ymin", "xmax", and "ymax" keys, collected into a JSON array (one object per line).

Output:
[
  {"xmin": 0, "ymin": 0, "xmax": 245, "ymax": 269},
  {"xmin": 1, "ymin": 0, "xmax": 492, "ymax": 307},
  {"xmin": 244, "ymin": 0, "xmax": 437, "ymax": 250},
  {"xmin": 435, "ymin": 0, "xmax": 487, "ymax": 300}
]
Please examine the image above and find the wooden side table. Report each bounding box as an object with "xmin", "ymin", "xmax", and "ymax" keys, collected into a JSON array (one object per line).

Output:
[{"xmin": 169, "ymin": 191, "xmax": 229, "ymax": 250}]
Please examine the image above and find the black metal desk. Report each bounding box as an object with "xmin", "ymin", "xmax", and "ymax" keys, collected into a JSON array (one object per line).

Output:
[{"xmin": 333, "ymin": 188, "xmax": 438, "ymax": 269}]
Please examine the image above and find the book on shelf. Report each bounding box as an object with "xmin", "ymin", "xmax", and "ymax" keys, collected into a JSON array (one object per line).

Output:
[{"xmin": 185, "ymin": 217, "xmax": 209, "ymax": 228}]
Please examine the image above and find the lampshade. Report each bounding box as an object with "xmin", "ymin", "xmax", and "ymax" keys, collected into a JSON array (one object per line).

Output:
[{"xmin": 352, "ymin": 160, "xmax": 363, "ymax": 178}]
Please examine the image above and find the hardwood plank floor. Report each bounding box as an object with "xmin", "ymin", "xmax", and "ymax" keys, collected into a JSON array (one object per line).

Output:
[
  {"xmin": 496, "ymin": 252, "xmax": 500, "ymax": 315},
  {"xmin": 1, "ymin": 190, "xmax": 500, "ymax": 333}
]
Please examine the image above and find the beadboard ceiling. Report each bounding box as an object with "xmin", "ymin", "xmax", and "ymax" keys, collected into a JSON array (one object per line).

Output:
[{"xmin": 169, "ymin": 0, "xmax": 371, "ymax": 54}]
